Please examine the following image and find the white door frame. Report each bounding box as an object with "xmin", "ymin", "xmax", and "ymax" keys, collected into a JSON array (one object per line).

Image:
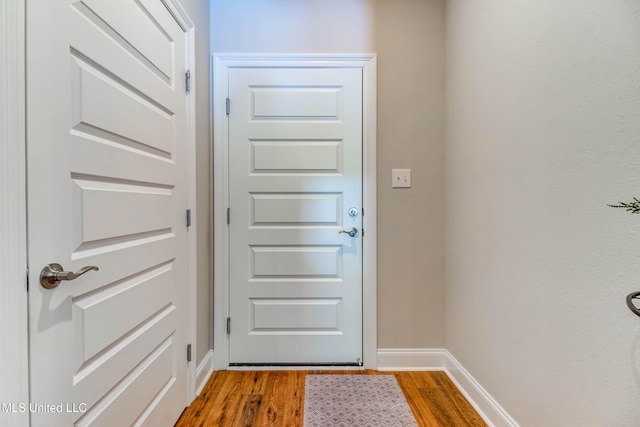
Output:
[
  {"xmin": 1, "ymin": 1, "xmax": 28, "ymax": 425},
  {"xmin": 212, "ymin": 53, "xmax": 378, "ymax": 370},
  {"xmin": 2, "ymin": 0, "xmax": 200, "ymax": 417},
  {"xmin": 163, "ymin": 0, "xmax": 199, "ymax": 404}
]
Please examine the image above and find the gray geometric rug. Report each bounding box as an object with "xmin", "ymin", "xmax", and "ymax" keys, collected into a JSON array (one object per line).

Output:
[{"xmin": 303, "ymin": 375, "xmax": 418, "ymax": 426}]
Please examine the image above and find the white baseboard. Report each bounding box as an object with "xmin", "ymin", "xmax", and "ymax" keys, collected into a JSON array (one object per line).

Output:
[
  {"xmin": 195, "ymin": 350, "xmax": 214, "ymax": 396},
  {"xmin": 376, "ymin": 348, "xmax": 519, "ymax": 427},
  {"xmin": 444, "ymin": 352, "xmax": 520, "ymax": 427},
  {"xmin": 377, "ymin": 348, "xmax": 448, "ymax": 371}
]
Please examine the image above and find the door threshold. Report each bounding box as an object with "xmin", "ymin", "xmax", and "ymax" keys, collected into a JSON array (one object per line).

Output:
[{"xmin": 228, "ymin": 362, "xmax": 364, "ymax": 371}]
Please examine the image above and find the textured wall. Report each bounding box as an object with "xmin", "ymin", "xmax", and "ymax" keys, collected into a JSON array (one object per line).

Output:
[
  {"xmin": 177, "ymin": 0, "xmax": 212, "ymax": 366},
  {"xmin": 445, "ymin": 0, "xmax": 640, "ymax": 424},
  {"xmin": 211, "ymin": 0, "xmax": 446, "ymax": 348}
]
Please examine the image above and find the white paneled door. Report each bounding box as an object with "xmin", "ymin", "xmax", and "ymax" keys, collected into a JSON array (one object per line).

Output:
[
  {"xmin": 229, "ymin": 67, "xmax": 363, "ymax": 365},
  {"xmin": 27, "ymin": 1, "xmax": 189, "ymax": 425}
]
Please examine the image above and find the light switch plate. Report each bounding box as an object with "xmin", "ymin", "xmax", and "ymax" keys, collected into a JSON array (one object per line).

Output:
[{"xmin": 392, "ymin": 169, "xmax": 411, "ymax": 188}]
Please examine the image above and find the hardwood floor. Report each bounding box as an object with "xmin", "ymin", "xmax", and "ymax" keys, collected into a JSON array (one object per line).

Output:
[{"xmin": 175, "ymin": 370, "xmax": 487, "ymax": 427}]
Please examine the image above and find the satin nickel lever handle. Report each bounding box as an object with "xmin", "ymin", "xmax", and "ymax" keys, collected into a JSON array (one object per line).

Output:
[
  {"xmin": 627, "ymin": 291, "xmax": 640, "ymax": 317},
  {"xmin": 40, "ymin": 263, "xmax": 99, "ymax": 289},
  {"xmin": 339, "ymin": 227, "xmax": 359, "ymax": 237}
]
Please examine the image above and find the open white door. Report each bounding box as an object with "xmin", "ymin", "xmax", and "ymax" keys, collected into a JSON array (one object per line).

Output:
[
  {"xmin": 228, "ymin": 66, "xmax": 363, "ymax": 365},
  {"xmin": 27, "ymin": 1, "xmax": 190, "ymax": 425}
]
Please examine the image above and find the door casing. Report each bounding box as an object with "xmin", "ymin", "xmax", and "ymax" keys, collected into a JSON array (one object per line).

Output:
[
  {"xmin": 1, "ymin": 1, "xmax": 28, "ymax": 426},
  {"xmin": 2, "ymin": 1, "xmax": 200, "ymax": 418},
  {"xmin": 212, "ymin": 53, "xmax": 378, "ymax": 370}
]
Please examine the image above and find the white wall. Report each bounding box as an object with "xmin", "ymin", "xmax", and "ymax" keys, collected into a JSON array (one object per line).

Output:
[
  {"xmin": 211, "ymin": 0, "xmax": 446, "ymax": 349},
  {"xmin": 211, "ymin": 0, "xmax": 375, "ymax": 53},
  {"xmin": 446, "ymin": 0, "xmax": 640, "ymax": 425}
]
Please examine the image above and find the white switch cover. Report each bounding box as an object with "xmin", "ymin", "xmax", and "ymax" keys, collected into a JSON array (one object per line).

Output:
[{"xmin": 392, "ymin": 169, "xmax": 411, "ymax": 188}]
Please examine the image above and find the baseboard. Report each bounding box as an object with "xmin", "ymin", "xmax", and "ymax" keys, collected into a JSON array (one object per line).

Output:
[
  {"xmin": 443, "ymin": 351, "xmax": 519, "ymax": 427},
  {"xmin": 376, "ymin": 349, "xmax": 519, "ymax": 427},
  {"xmin": 195, "ymin": 350, "xmax": 214, "ymax": 396},
  {"xmin": 377, "ymin": 348, "xmax": 448, "ymax": 371}
]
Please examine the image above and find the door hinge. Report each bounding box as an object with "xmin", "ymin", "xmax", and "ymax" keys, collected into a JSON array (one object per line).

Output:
[
  {"xmin": 226, "ymin": 317, "xmax": 231, "ymax": 334},
  {"xmin": 187, "ymin": 344, "xmax": 192, "ymax": 362},
  {"xmin": 226, "ymin": 98, "xmax": 230, "ymax": 115},
  {"xmin": 226, "ymin": 207, "xmax": 230, "ymax": 225},
  {"xmin": 26, "ymin": 268, "xmax": 29, "ymax": 291},
  {"xmin": 186, "ymin": 209, "xmax": 192, "ymax": 227},
  {"xmin": 185, "ymin": 70, "xmax": 191, "ymax": 94},
  {"xmin": 362, "ymin": 228, "xmax": 364, "ymax": 237}
]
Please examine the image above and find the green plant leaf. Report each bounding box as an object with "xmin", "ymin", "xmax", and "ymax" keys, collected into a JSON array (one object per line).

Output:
[{"xmin": 608, "ymin": 197, "xmax": 640, "ymax": 214}]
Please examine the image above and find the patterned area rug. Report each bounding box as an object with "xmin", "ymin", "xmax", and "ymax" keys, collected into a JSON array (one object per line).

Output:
[{"xmin": 303, "ymin": 375, "xmax": 418, "ymax": 427}]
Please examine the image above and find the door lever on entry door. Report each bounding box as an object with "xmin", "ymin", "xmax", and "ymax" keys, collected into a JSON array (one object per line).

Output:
[
  {"xmin": 627, "ymin": 291, "xmax": 640, "ymax": 317},
  {"xmin": 40, "ymin": 263, "xmax": 99, "ymax": 289},
  {"xmin": 339, "ymin": 227, "xmax": 359, "ymax": 237}
]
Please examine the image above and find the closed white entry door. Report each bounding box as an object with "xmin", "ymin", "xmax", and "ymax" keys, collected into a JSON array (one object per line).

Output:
[
  {"xmin": 228, "ymin": 67, "xmax": 363, "ymax": 365},
  {"xmin": 27, "ymin": 1, "xmax": 190, "ymax": 426}
]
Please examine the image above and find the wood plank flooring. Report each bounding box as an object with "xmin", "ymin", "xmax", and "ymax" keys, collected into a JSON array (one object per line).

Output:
[{"xmin": 175, "ymin": 370, "xmax": 487, "ymax": 427}]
